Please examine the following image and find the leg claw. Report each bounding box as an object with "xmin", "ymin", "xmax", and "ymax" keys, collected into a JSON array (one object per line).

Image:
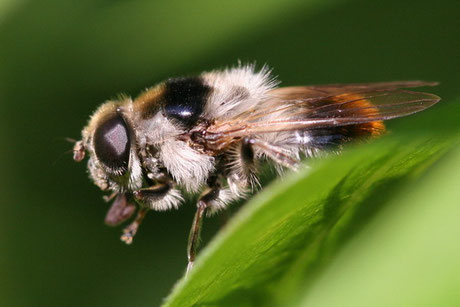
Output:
[{"xmin": 120, "ymin": 229, "xmax": 135, "ymax": 245}]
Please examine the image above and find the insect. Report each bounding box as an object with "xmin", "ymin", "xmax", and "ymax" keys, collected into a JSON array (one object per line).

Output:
[{"xmin": 73, "ymin": 64, "xmax": 439, "ymax": 273}]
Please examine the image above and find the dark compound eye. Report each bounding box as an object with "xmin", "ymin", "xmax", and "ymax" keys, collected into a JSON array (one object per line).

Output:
[
  {"xmin": 163, "ymin": 77, "xmax": 211, "ymax": 129},
  {"xmin": 94, "ymin": 113, "xmax": 131, "ymax": 173}
]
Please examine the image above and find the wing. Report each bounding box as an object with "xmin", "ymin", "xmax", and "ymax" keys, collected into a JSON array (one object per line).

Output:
[
  {"xmin": 202, "ymin": 81, "xmax": 440, "ymax": 149},
  {"xmin": 266, "ymin": 80, "xmax": 438, "ymax": 99}
]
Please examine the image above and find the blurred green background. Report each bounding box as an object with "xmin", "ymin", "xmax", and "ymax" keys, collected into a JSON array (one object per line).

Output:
[{"xmin": 1, "ymin": 0, "xmax": 459, "ymax": 306}]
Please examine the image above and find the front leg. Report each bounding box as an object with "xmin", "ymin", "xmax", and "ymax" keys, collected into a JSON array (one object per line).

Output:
[
  {"xmin": 120, "ymin": 207, "xmax": 148, "ymax": 244},
  {"xmin": 120, "ymin": 182, "xmax": 173, "ymax": 244},
  {"xmin": 187, "ymin": 176, "xmax": 221, "ymax": 274}
]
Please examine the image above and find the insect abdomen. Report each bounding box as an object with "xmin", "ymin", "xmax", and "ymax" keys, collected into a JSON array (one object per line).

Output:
[{"xmin": 308, "ymin": 93, "xmax": 385, "ymax": 148}]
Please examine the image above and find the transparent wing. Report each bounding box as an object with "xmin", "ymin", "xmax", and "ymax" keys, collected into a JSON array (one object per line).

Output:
[
  {"xmin": 204, "ymin": 82, "xmax": 440, "ymax": 145},
  {"xmin": 267, "ymin": 81, "xmax": 438, "ymax": 99}
]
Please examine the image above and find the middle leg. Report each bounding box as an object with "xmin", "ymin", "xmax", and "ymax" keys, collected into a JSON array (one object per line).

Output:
[{"xmin": 186, "ymin": 175, "xmax": 221, "ymax": 274}]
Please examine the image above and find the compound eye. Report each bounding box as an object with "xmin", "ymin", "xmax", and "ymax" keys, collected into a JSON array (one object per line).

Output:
[{"xmin": 94, "ymin": 113, "xmax": 131, "ymax": 174}]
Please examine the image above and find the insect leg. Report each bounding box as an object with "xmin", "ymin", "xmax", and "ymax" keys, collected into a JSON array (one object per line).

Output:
[
  {"xmin": 187, "ymin": 176, "xmax": 220, "ymax": 274},
  {"xmin": 245, "ymin": 137, "xmax": 300, "ymax": 170},
  {"xmin": 103, "ymin": 191, "xmax": 118, "ymax": 202},
  {"xmin": 241, "ymin": 137, "xmax": 255, "ymax": 165},
  {"xmin": 226, "ymin": 137, "xmax": 259, "ymax": 193},
  {"xmin": 120, "ymin": 183, "xmax": 170, "ymax": 244},
  {"xmin": 120, "ymin": 206, "xmax": 148, "ymax": 244},
  {"xmin": 133, "ymin": 182, "xmax": 170, "ymax": 201}
]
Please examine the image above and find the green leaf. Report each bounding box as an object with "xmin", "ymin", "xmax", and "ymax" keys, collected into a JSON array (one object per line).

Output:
[
  {"xmin": 299, "ymin": 143, "xmax": 460, "ymax": 307},
  {"xmin": 163, "ymin": 130, "xmax": 460, "ymax": 306}
]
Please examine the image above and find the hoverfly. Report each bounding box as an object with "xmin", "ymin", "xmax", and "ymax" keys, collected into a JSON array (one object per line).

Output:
[{"xmin": 73, "ymin": 64, "xmax": 439, "ymax": 273}]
